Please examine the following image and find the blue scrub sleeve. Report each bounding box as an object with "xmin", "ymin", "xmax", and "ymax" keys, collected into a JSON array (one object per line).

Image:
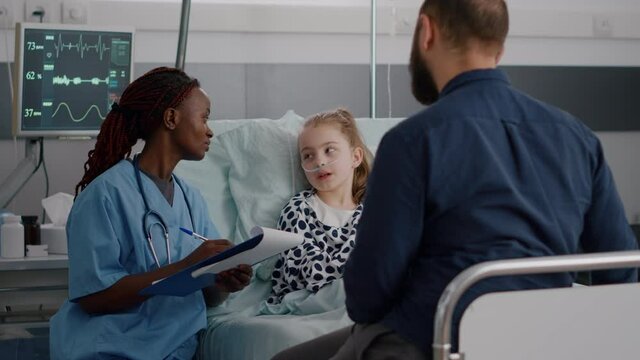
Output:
[{"xmin": 67, "ymin": 181, "xmax": 130, "ymax": 301}]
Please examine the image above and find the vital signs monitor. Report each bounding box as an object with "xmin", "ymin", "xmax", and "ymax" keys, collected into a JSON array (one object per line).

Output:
[{"xmin": 12, "ymin": 23, "xmax": 134, "ymax": 138}]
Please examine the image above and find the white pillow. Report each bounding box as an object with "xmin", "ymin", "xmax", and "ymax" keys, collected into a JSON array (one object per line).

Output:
[
  {"xmin": 216, "ymin": 112, "xmax": 309, "ymax": 243},
  {"xmin": 354, "ymin": 117, "xmax": 404, "ymax": 154},
  {"xmin": 175, "ymin": 132, "xmax": 238, "ymax": 240}
]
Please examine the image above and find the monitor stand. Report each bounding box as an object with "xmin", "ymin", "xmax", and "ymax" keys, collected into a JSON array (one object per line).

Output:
[{"xmin": 0, "ymin": 139, "xmax": 41, "ymax": 209}]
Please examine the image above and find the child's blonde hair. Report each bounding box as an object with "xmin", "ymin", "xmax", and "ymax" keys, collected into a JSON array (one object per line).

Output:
[{"xmin": 303, "ymin": 108, "xmax": 373, "ymax": 204}]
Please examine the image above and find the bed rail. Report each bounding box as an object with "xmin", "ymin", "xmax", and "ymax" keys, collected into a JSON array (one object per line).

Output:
[{"xmin": 432, "ymin": 250, "xmax": 640, "ymax": 360}]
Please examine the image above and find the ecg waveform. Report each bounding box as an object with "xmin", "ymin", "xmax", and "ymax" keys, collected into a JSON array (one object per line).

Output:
[
  {"xmin": 52, "ymin": 75, "xmax": 109, "ymax": 86},
  {"xmin": 53, "ymin": 34, "xmax": 111, "ymax": 60},
  {"xmin": 51, "ymin": 102, "xmax": 108, "ymax": 122}
]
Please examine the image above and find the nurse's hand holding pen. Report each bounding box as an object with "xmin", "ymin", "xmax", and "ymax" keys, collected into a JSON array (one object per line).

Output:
[
  {"xmin": 179, "ymin": 238, "xmax": 233, "ymax": 267},
  {"xmin": 179, "ymin": 236, "xmax": 253, "ymax": 306},
  {"xmin": 179, "ymin": 235, "xmax": 254, "ymax": 287}
]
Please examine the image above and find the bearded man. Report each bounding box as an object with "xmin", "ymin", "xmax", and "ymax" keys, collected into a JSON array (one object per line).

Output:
[{"xmin": 274, "ymin": 1, "xmax": 637, "ymax": 359}]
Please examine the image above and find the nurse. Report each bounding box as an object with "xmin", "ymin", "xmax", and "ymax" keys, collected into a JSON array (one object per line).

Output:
[{"xmin": 50, "ymin": 67, "xmax": 252, "ymax": 359}]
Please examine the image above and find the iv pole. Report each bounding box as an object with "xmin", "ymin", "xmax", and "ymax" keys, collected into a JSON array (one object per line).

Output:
[
  {"xmin": 175, "ymin": 0, "xmax": 191, "ymax": 70},
  {"xmin": 370, "ymin": 0, "xmax": 377, "ymax": 119}
]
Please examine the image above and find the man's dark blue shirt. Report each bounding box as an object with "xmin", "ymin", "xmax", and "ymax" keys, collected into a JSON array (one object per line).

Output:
[{"xmin": 343, "ymin": 68, "xmax": 638, "ymax": 353}]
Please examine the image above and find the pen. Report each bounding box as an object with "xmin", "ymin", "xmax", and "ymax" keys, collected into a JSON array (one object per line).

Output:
[{"xmin": 179, "ymin": 227, "xmax": 208, "ymax": 242}]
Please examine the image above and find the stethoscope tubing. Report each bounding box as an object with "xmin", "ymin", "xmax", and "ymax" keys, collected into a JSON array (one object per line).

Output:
[
  {"xmin": 146, "ymin": 219, "xmax": 170, "ymax": 266},
  {"xmin": 133, "ymin": 155, "xmax": 194, "ymax": 268}
]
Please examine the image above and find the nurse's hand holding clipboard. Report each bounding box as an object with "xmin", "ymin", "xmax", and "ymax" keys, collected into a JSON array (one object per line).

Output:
[{"xmin": 181, "ymin": 238, "xmax": 253, "ymax": 305}]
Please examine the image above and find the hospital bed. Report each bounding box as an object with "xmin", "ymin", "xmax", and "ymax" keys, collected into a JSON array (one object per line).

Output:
[
  {"xmin": 175, "ymin": 111, "xmax": 403, "ymax": 359},
  {"xmin": 433, "ymin": 250, "xmax": 640, "ymax": 360},
  {"xmin": 176, "ymin": 111, "xmax": 640, "ymax": 359}
]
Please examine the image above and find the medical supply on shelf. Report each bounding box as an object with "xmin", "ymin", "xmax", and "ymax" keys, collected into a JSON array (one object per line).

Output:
[
  {"xmin": 40, "ymin": 193, "xmax": 73, "ymax": 255},
  {"xmin": 0, "ymin": 209, "xmax": 14, "ymax": 223},
  {"xmin": 41, "ymin": 224, "xmax": 67, "ymax": 255},
  {"xmin": 1, "ymin": 215, "xmax": 25, "ymax": 258},
  {"xmin": 0, "ymin": 209, "xmax": 15, "ymax": 250},
  {"xmin": 22, "ymin": 215, "xmax": 41, "ymax": 247},
  {"xmin": 26, "ymin": 244, "xmax": 48, "ymax": 257},
  {"xmin": 41, "ymin": 192, "xmax": 73, "ymax": 226}
]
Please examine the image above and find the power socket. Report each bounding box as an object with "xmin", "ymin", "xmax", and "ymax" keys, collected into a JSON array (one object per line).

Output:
[
  {"xmin": 25, "ymin": 0, "xmax": 54, "ymax": 23},
  {"xmin": 394, "ymin": 17, "xmax": 415, "ymax": 35},
  {"xmin": 593, "ymin": 15, "xmax": 614, "ymax": 38},
  {"xmin": 392, "ymin": 7, "xmax": 417, "ymax": 35},
  {"xmin": 0, "ymin": 0, "xmax": 16, "ymax": 29},
  {"xmin": 62, "ymin": 1, "xmax": 87, "ymax": 24}
]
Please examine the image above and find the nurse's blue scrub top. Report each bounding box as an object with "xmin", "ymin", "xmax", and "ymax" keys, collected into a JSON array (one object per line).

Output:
[{"xmin": 50, "ymin": 160, "xmax": 220, "ymax": 360}]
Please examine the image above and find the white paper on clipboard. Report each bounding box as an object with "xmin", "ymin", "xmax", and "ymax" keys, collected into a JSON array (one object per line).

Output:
[{"xmin": 191, "ymin": 226, "xmax": 303, "ymax": 278}]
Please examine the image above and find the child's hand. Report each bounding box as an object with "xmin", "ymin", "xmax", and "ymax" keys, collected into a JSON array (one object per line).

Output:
[{"xmin": 215, "ymin": 265, "xmax": 253, "ymax": 293}]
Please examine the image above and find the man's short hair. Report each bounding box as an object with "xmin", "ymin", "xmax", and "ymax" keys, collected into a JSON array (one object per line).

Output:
[{"xmin": 420, "ymin": 0, "xmax": 509, "ymax": 51}]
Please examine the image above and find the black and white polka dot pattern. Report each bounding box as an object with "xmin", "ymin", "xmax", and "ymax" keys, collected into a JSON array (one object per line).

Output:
[{"xmin": 268, "ymin": 190, "xmax": 363, "ymax": 304}]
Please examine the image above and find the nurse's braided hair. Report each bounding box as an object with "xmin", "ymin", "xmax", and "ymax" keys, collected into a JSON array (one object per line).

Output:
[{"xmin": 75, "ymin": 67, "xmax": 200, "ymax": 195}]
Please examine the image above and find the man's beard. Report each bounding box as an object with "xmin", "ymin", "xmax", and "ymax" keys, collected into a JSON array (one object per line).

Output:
[{"xmin": 409, "ymin": 23, "xmax": 439, "ymax": 106}]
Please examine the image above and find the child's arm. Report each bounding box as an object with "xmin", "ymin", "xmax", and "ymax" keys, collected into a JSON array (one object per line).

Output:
[
  {"xmin": 268, "ymin": 193, "xmax": 356, "ymax": 302},
  {"xmin": 296, "ymin": 231, "xmax": 356, "ymax": 292},
  {"xmin": 267, "ymin": 209, "xmax": 297, "ymax": 303},
  {"xmin": 275, "ymin": 215, "xmax": 357, "ymax": 293}
]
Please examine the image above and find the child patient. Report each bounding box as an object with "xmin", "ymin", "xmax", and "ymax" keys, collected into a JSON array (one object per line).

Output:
[{"xmin": 267, "ymin": 108, "xmax": 372, "ymax": 304}]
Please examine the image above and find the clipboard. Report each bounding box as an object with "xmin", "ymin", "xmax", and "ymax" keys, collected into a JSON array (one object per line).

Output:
[{"xmin": 139, "ymin": 226, "xmax": 303, "ymax": 297}]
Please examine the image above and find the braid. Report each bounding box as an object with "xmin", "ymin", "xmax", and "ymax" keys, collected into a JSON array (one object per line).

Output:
[
  {"xmin": 75, "ymin": 112, "xmax": 138, "ymax": 195},
  {"xmin": 75, "ymin": 67, "xmax": 200, "ymax": 195}
]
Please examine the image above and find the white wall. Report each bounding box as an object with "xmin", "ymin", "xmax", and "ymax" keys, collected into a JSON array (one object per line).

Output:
[
  {"xmin": 597, "ymin": 133, "xmax": 640, "ymax": 224},
  {"xmin": 0, "ymin": 0, "xmax": 639, "ymax": 223},
  {"xmin": 2, "ymin": 0, "xmax": 640, "ymax": 65}
]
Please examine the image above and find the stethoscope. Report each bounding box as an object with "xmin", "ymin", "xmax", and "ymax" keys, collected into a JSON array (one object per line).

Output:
[{"xmin": 133, "ymin": 155, "xmax": 194, "ymax": 268}]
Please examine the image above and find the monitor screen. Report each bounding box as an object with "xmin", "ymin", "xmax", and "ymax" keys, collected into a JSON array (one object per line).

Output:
[{"xmin": 12, "ymin": 23, "xmax": 134, "ymax": 138}]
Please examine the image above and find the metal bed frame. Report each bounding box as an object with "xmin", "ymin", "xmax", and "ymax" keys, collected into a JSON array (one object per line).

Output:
[{"xmin": 433, "ymin": 250, "xmax": 640, "ymax": 360}]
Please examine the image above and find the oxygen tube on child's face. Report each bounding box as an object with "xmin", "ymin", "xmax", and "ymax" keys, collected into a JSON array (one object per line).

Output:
[{"xmin": 302, "ymin": 158, "xmax": 339, "ymax": 173}]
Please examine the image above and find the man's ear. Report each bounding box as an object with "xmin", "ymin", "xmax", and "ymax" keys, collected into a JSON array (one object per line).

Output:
[
  {"xmin": 163, "ymin": 108, "xmax": 179, "ymax": 130},
  {"xmin": 418, "ymin": 13, "xmax": 435, "ymax": 52}
]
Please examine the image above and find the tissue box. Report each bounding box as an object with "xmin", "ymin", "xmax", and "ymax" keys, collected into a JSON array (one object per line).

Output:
[{"xmin": 40, "ymin": 224, "xmax": 67, "ymax": 254}]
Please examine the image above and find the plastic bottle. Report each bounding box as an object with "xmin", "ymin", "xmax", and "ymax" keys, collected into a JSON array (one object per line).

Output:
[
  {"xmin": 0, "ymin": 209, "xmax": 15, "ymax": 250},
  {"xmin": 0, "ymin": 209, "xmax": 13, "ymax": 223},
  {"xmin": 1, "ymin": 215, "xmax": 25, "ymax": 258}
]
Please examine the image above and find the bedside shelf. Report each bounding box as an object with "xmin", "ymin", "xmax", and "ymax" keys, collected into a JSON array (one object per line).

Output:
[{"xmin": 0, "ymin": 255, "xmax": 68, "ymax": 271}]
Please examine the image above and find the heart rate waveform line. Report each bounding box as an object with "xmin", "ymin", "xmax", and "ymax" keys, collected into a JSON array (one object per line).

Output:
[
  {"xmin": 53, "ymin": 34, "xmax": 111, "ymax": 60},
  {"xmin": 53, "ymin": 75, "xmax": 109, "ymax": 86},
  {"xmin": 51, "ymin": 102, "xmax": 108, "ymax": 123}
]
